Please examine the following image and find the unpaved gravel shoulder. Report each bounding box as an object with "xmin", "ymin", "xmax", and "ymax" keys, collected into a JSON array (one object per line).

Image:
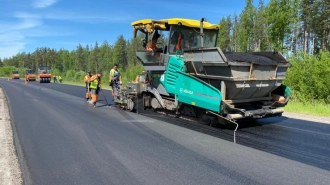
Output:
[
  {"xmin": 283, "ymin": 112, "xmax": 330, "ymax": 124},
  {"xmin": 0, "ymin": 87, "xmax": 22, "ymax": 185}
]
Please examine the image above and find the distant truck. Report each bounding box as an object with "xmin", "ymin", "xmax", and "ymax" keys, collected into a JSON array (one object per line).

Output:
[
  {"xmin": 25, "ymin": 69, "xmax": 36, "ymax": 81},
  {"xmin": 38, "ymin": 66, "xmax": 51, "ymax": 83},
  {"xmin": 11, "ymin": 70, "xmax": 20, "ymax": 79}
]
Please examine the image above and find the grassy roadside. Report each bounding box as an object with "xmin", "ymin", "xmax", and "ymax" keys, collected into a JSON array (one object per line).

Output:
[{"xmin": 284, "ymin": 100, "xmax": 330, "ymax": 117}]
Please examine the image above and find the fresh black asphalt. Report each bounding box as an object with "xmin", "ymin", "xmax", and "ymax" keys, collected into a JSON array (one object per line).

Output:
[{"xmin": 1, "ymin": 78, "xmax": 330, "ymax": 185}]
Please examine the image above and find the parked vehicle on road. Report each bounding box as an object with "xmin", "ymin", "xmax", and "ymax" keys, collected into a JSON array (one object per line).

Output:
[
  {"xmin": 11, "ymin": 70, "xmax": 20, "ymax": 79},
  {"xmin": 114, "ymin": 17, "xmax": 292, "ymax": 127},
  {"xmin": 25, "ymin": 69, "xmax": 36, "ymax": 81},
  {"xmin": 38, "ymin": 66, "xmax": 51, "ymax": 83}
]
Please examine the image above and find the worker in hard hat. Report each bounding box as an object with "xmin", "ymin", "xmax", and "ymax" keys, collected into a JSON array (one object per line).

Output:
[
  {"xmin": 109, "ymin": 64, "xmax": 122, "ymax": 96},
  {"xmin": 83, "ymin": 71, "xmax": 92, "ymax": 102},
  {"xmin": 88, "ymin": 71, "xmax": 102, "ymax": 107}
]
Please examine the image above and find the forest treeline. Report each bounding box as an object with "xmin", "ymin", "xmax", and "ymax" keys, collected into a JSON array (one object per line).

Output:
[
  {"xmin": 0, "ymin": 0, "xmax": 329, "ymax": 102},
  {"xmin": 217, "ymin": 0, "xmax": 330, "ymax": 54}
]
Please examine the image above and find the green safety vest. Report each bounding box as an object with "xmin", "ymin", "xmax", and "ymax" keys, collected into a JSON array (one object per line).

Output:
[
  {"xmin": 110, "ymin": 69, "xmax": 120, "ymax": 79},
  {"xmin": 90, "ymin": 78, "xmax": 99, "ymax": 89}
]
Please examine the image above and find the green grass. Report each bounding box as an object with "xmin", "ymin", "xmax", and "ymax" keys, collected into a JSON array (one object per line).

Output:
[{"xmin": 284, "ymin": 100, "xmax": 330, "ymax": 117}]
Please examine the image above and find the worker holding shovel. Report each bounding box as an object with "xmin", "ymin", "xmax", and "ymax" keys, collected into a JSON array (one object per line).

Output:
[
  {"xmin": 88, "ymin": 71, "xmax": 103, "ymax": 108},
  {"xmin": 84, "ymin": 71, "xmax": 92, "ymax": 103}
]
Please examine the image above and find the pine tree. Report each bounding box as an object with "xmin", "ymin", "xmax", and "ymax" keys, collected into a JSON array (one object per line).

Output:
[
  {"xmin": 34, "ymin": 48, "xmax": 42, "ymax": 71},
  {"xmin": 253, "ymin": 0, "xmax": 269, "ymax": 51},
  {"xmin": 89, "ymin": 42, "xmax": 100, "ymax": 73},
  {"xmin": 238, "ymin": 0, "xmax": 256, "ymax": 52},
  {"xmin": 312, "ymin": 0, "xmax": 330, "ymax": 52},
  {"xmin": 266, "ymin": 0, "xmax": 296, "ymax": 51},
  {"xmin": 83, "ymin": 45, "xmax": 90, "ymax": 72},
  {"xmin": 99, "ymin": 40, "xmax": 111, "ymax": 71},
  {"xmin": 300, "ymin": 0, "xmax": 315, "ymax": 53},
  {"xmin": 112, "ymin": 35, "xmax": 127, "ymax": 69},
  {"xmin": 217, "ymin": 16, "xmax": 232, "ymax": 51},
  {"xmin": 231, "ymin": 13, "xmax": 240, "ymax": 52},
  {"xmin": 75, "ymin": 44, "xmax": 84, "ymax": 71}
]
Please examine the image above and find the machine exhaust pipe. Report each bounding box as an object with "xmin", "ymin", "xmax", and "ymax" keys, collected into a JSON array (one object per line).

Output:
[{"xmin": 200, "ymin": 18, "xmax": 205, "ymax": 48}]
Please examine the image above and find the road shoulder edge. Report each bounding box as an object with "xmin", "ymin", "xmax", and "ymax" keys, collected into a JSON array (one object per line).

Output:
[
  {"xmin": 283, "ymin": 112, "xmax": 330, "ymax": 124},
  {"xmin": 0, "ymin": 86, "xmax": 32, "ymax": 185}
]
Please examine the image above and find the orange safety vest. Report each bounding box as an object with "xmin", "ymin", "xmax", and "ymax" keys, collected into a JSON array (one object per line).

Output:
[
  {"xmin": 84, "ymin": 75, "xmax": 92, "ymax": 88},
  {"xmin": 135, "ymin": 76, "xmax": 138, "ymax": 82},
  {"xmin": 146, "ymin": 41, "xmax": 157, "ymax": 51},
  {"xmin": 84, "ymin": 75, "xmax": 91, "ymax": 82},
  {"xmin": 176, "ymin": 33, "xmax": 182, "ymax": 50}
]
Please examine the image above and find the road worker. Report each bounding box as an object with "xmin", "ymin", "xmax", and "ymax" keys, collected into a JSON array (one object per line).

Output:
[
  {"xmin": 53, "ymin": 74, "xmax": 57, "ymax": 83},
  {"xmin": 58, "ymin": 75, "xmax": 62, "ymax": 83},
  {"xmin": 88, "ymin": 71, "xmax": 102, "ymax": 107},
  {"xmin": 176, "ymin": 32, "xmax": 183, "ymax": 51},
  {"xmin": 135, "ymin": 75, "xmax": 139, "ymax": 82},
  {"xmin": 109, "ymin": 64, "xmax": 122, "ymax": 96},
  {"xmin": 170, "ymin": 30, "xmax": 184, "ymax": 52},
  {"xmin": 146, "ymin": 30, "xmax": 161, "ymax": 55},
  {"xmin": 84, "ymin": 71, "xmax": 92, "ymax": 102},
  {"xmin": 134, "ymin": 71, "xmax": 149, "ymax": 83}
]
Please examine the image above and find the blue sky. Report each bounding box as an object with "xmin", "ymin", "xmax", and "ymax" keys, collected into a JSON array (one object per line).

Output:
[{"xmin": 0, "ymin": 0, "xmax": 270, "ymax": 59}]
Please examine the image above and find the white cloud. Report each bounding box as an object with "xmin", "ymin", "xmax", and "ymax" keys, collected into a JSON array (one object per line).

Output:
[
  {"xmin": 0, "ymin": 12, "xmax": 43, "ymax": 59},
  {"xmin": 10, "ymin": 12, "xmax": 74, "ymax": 37},
  {"xmin": 0, "ymin": 32, "xmax": 25, "ymax": 43},
  {"xmin": 14, "ymin": 12, "xmax": 40, "ymax": 19},
  {"xmin": 0, "ymin": 19, "xmax": 43, "ymax": 34},
  {"xmin": 23, "ymin": 26, "xmax": 74, "ymax": 37},
  {"xmin": 44, "ymin": 11, "xmax": 133, "ymax": 23},
  {"xmin": 0, "ymin": 10, "xmax": 79, "ymax": 59},
  {"xmin": 0, "ymin": 13, "xmax": 43, "ymax": 35},
  {"xmin": 0, "ymin": 7, "xmax": 132, "ymax": 59},
  {"xmin": 32, "ymin": 0, "xmax": 59, "ymax": 8},
  {"xmin": 0, "ymin": 42, "xmax": 26, "ymax": 59},
  {"xmin": 12, "ymin": 10, "xmax": 133, "ymax": 23}
]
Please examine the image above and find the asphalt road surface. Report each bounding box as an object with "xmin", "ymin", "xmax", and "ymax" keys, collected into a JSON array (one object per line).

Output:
[{"xmin": 1, "ymin": 78, "xmax": 330, "ymax": 185}]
